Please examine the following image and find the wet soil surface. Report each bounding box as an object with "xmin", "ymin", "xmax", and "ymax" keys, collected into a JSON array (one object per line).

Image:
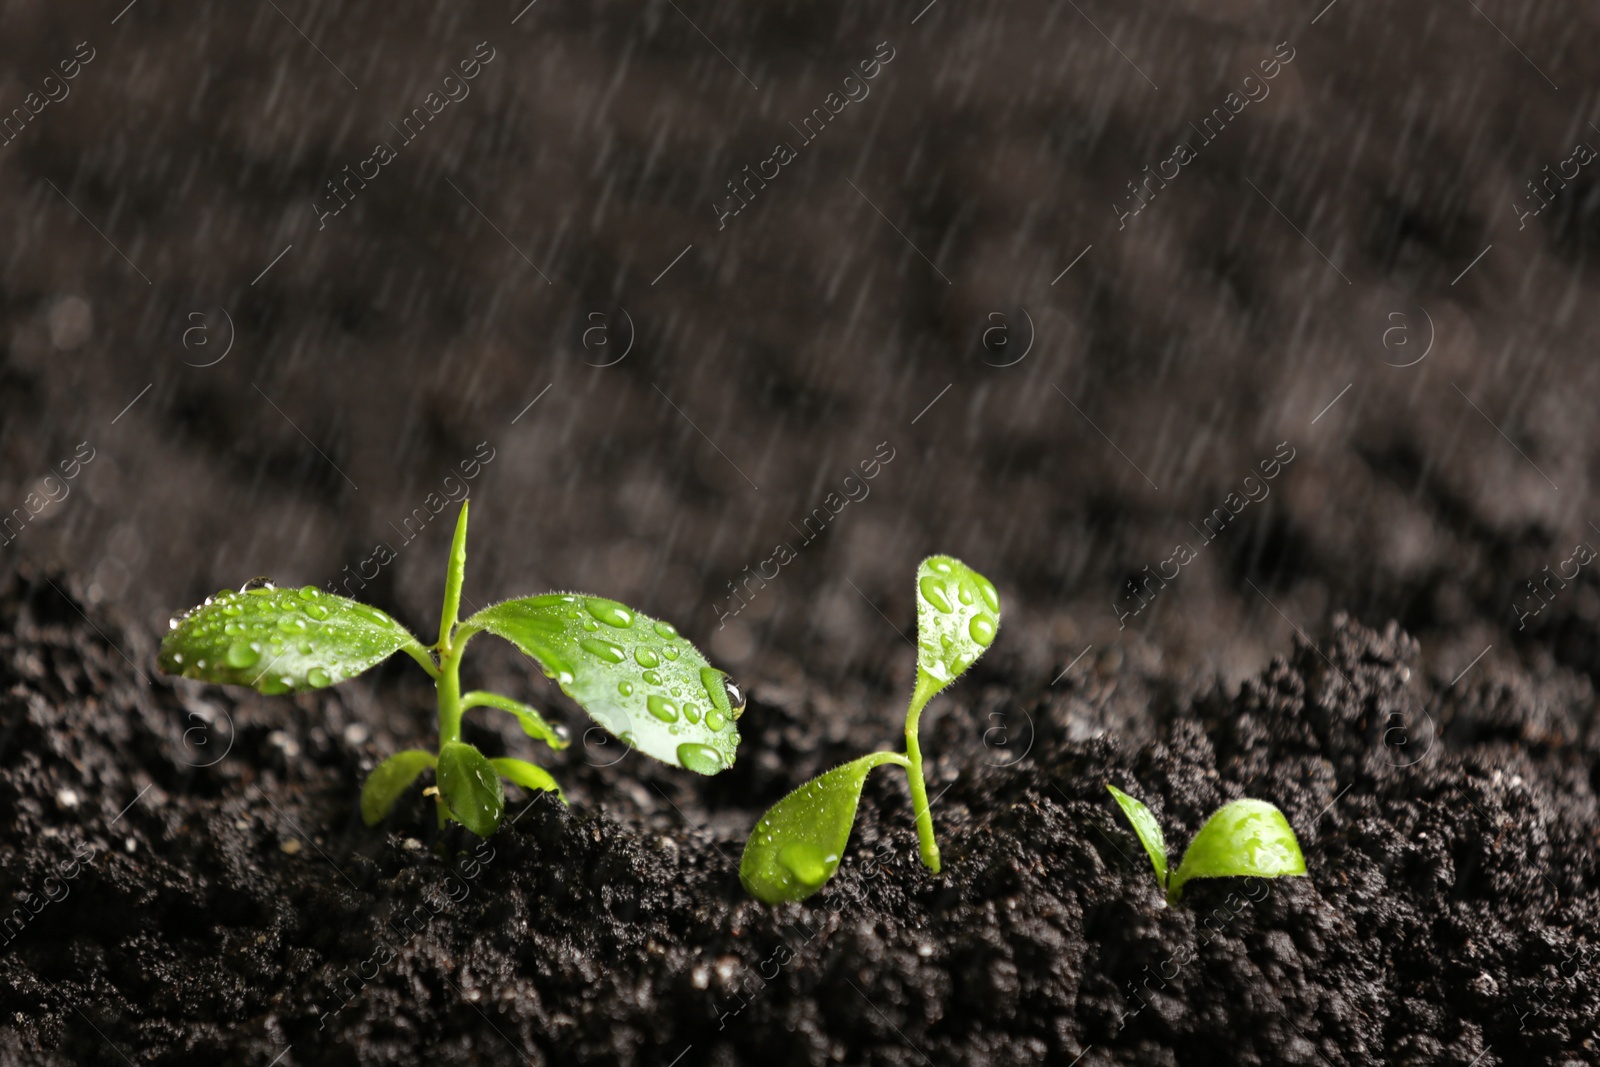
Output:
[{"xmin": 2, "ymin": 566, "xmax": 1596, "ymax": 1066}]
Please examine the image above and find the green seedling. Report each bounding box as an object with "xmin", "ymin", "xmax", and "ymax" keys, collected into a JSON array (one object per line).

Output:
[
  {"xmin": 158, "ymin": 500, "xmax": 744, "ymax": 836},
  {"xmin": 740, "ymin": 556, "xmax": 1000, "ymax": 903},
  {"xmin": 1106, "ymin": 784, "xmax": 1306, "ymax": 905}
]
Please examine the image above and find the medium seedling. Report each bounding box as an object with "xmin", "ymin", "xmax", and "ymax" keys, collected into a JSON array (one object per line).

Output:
[
  {"xmin": 1106, "ymin": 784, "xmax": 1306, "ymax": 905},
  {"xmin": 740, "ymin": 556, "xmax": 1000, "ymax": 903},
  {"xmin": 158, "ymin": 500, "xmax": 744, "ymax": 836}
]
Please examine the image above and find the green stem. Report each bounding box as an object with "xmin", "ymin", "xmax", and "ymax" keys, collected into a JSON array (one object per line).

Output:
[
  {"xmin": 905, "ymin": 673, "xmax": 943, "ymax": 873},
  {"xmin": 437, "ymin": 646, "xmax": 464, "ymax": 746}
]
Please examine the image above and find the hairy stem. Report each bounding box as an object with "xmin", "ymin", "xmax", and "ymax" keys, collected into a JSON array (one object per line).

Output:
[{"xmin": 904, "ymin": 673, "xmax": 943, "ymax": 873}]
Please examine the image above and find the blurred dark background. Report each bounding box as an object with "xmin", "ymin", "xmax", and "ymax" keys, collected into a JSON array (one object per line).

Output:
[{"xmin": 4, "ymin": 0, "xmax": 1599, "ymax": 714}]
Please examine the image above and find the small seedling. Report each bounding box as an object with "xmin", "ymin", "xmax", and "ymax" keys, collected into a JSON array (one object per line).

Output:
[
  {"xmin": 1106, "ymin": 784, "xmax": 1306, "ymax": 905},
  {"xmin": 158, "ymin": 500, "xmax": 743, "ymax": 836},
  {"xmin": 740, "ymin": 556, "xmax": 1000, "ymax": 903}
]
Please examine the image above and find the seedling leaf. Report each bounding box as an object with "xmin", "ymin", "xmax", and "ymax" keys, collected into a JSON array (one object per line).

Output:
[
  {"xmin": 466, "ymin": 595, "xmax": 740, "ymax": 775},
  {"xmin": 361, "ymin": 750, "xmax": 437, "ymax": 826},
  {"xmin": 437, "ymin": 741, "xmax": 505, "ymax": 836},
  {"xmin": 1167, "ymin": 798, "xmax": 1306, "ymax": 903},
  {"xmin": 740, "ymin": 751, "xmax": 910, "ymax": 904},
  {"xmin": 490, "ymin": 757, "xmax": 565, "ymax": 804},
  {"xmin": 462, "ymin": 691, "xmax": 567, "ymax": 749},
  {"xmin": 911, "ymin": 556, "xmax": 1001, "ymax": 711},
  {"xmin": 1106, "ymin": 784, "xmax": 1168, "ymax": 886},
  {"xmin": 159, "ymin": 585, "xmax": 424, "ymax": 695}
]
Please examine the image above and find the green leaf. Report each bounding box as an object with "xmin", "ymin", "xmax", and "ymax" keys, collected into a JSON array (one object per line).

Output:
[
  {"xmin": 159, "ymin": 583, "xmax": 427, "ymax": 695},
  {"xmin": 1106, "ymin": 784, "xmax": 1168, "ymax": 887},
  {"xmin": 361, "ymin": 750, "xmax": 436, "ymax": 826},
  {"xmin": 464, "ymin": 595, "xmax": 740, "ymax": 775},
  {"xmin": 1168, "ymin": 799, "xmax": 1306, "ymax": 904},
  {"xmin": 462, "ymin": 691, "xmax": 567, "ymax": 749},
  {"xmin": 490, "ymin": 757, "xmax": 566, "ymax": 804},
  {"xmin": 911, "ymin": 556, "xmax": 1001, "ymax": 712},
  {"xmin": 437, "ymin": 741, "xmax": 505, "ymax": 837},
  {"xmin": 740, "ymin": 751, "xmax": 909, "ymax": 904}
]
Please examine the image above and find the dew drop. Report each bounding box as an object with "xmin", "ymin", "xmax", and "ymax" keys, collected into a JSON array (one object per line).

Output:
[
  {"xmin": 618, "ymin": 681, "xmax": 635, "ymax": 697},
  {"xmin": 653, "ymin": 621, "xmax": 678, "ymax": 638},
  {"xmin": 682, "ymin": 701, "xmax": 702, "ymax": 725},
  {"xmin": 647, "ymin": 695, "xmax": 680, "ymax": 723},
  {"xmin": 225, "ymin": 641, "xmax": 259, "ymax": 669},
  {"xmin": 168, "ymin": 617, "xmax": 180, "ymax": 630},
  {"xmin": 642, "ymin": 669, "xmax": 663, "ymax": 686},
  {"xmin": 306, "ymin": 667, "xmax": 331, "ymax": 687},
  {"xmin": 305, "ymin": 603, "xmax": 331, "ymax": 620},
  {"xmin": 957, "ymin": 584, "xmax": 975, "ymax": 606},
  {"xmin": 582, "ymin": 618, "xmax": 600, "ymax": 632},
  {"xmin": 579, "ymin": 637, "xmax": 627, "ymax": 664},
  {"xmin": 298, "ymin": 586, "xmax": 319, "ymax": 600},
  {"xmin": 919, "ymin": 576, "xmax": 954, "ymax": 614},
  {"xmin": 583, "ymin": 597, "xmax": 634, "ymax": 628},
  {"xmin": 675, "ymin": 743, "xmax": 724, "ymax": 775},
  {"xmin": 968, "ymin": 615, "xmax": 996, "ymax": 646},
  {"xmin": 278, "ymin": 616, "xmax": 309, "ymax": 633},
  {"xmin": 704, "ymin": 706, "xmax": 727, "ymax": 732},
  {"xmin": 634, "ymin": 646, "xmax": 660, "ymax": 668},
  {"xmin": 975, "ymin": 574, "xmax": 1000, "ymax": 613},
  {"xmin": 241, "ymin": 577, "xmax": 276, "ymax": 592},
  {"xmin": 661, "ymin": 645, "xmax": 680, "ymax": 661},
  {"xmin": 777, "ymin": 843, "xmax": 833, "ymax": 888}
]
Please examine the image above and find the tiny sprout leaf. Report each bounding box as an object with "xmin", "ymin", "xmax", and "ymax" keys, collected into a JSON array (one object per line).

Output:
[
  {"xmin": 159, "ymin": 585, "xmax": 424, "ymax": 695},
  {"xmin": 462, "ymin": 691, "xmax": 567, "ymax": 749},
  {"xmin": 740, "ymin": 751, "xmax": 909, "ymax": 904},
  {"xmin": 437, "ymin": 741, "xmax": 505, "ymax": 837},
  {"xmin": 911, "ymin": 556, "xmax": 1001, "ymax": 711},
  {"xmin": 490, "ymin": 757, "xmax": 566, "ymax": 804},
  {"xmin": 361, "ymin": 750, "xmax": 436, "ymax": 826},
  {"xmin": 1106, "ymin": 784, "xmax": 1168, "ymax": 887},
  {"xmin": 1168, "ymin": 799, "xmax": 1306, "ymax": 904},
  {"xmin": 465, "ymin": 595, "xmax": 740, "ymax": 775}
]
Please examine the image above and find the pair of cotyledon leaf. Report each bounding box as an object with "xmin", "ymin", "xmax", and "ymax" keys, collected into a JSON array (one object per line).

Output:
[{"xmin": 1106, "ymin": 785, "xmax": 1306, "ymax": 905}]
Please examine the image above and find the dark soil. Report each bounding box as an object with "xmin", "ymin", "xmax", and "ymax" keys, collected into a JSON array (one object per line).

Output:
[
  {"xmin": 2, "ymin": 563, "xmax": 1596, "ymax": 1066},
  {"xmin": 5, "ymin": 0, "xmax": 1600, "ymax": 1062}
]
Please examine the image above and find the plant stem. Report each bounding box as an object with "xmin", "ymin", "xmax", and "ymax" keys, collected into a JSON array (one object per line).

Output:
[
  {"xmin": 904, "ymin": 673, "xmax": 942, "ymax": 873},
  {"xmin": 437, "ymin": 645, "xmax": 463, "ymax": 746}
]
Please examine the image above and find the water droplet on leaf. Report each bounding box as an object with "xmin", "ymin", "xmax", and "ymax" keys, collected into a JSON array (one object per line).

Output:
[
  {"xmin": 579, "ymin": 637, "xmax": 627, "ymax": 664},
  {"xmin": 225, "ymin": 641, "xmax": 259, "ymax": 669},
  {"xmin": 583, "ymin": 598, "xmax": 634, "ymax": 628},
  {"xmin": 919, "ymin": 576, "xmax": 954, "ymax": 614},
  {"xmin": 675, "ymin": 743, "xmax": 723, "ymax": 775},
  {"xmin": 647, "ymin": 695, "xmax": 679, "ymax": 723}
]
